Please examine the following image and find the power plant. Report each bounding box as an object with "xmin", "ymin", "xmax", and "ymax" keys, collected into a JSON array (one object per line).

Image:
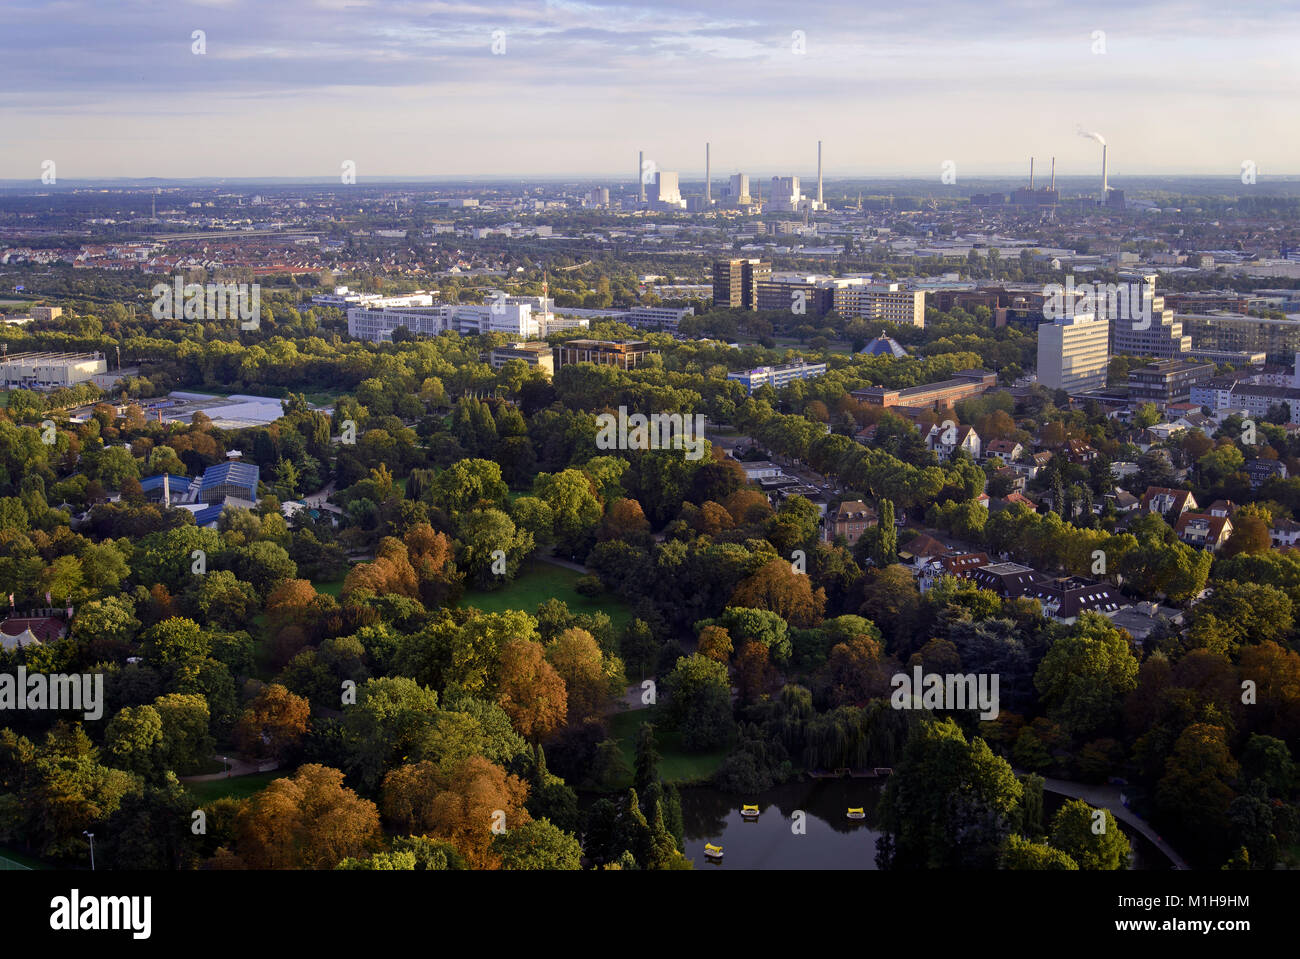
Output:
[{"xmin": 1008, "ymin": 156, "xmax": 1059, "ymax": 208}]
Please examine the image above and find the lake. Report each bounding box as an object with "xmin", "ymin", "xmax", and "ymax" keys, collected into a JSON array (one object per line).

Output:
[{"xmin": 677, "ymin": 779, "xmax": 1173, "ymax": 870}]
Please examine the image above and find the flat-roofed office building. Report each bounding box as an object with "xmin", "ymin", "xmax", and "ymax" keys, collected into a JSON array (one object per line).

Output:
[
  {"xmin": 488, "ymin": 342, "xmax": 555, "ymax": 376},
  {"xmin": 1038, "ymin": 313, "xmax": 1110, "ymax": 393},
  {"xmin": 1179, "ymin": 313, "xmax": 1300, "ymax": 364},
  {"xmin": 553, "ymin": 339, "xmax": 659, "ymax": 370},
  {"xmin": 832, "ymin": 284, "xmax": 926, "ymax": 327},
  {"xmin": 1127, "ymin": 359, "xmax": 1216, "ymax": 408}
]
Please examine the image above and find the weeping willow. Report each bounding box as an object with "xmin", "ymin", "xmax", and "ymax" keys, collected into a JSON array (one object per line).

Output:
[{"xmin": 801, "ymin": 702, "xmax": 918, "ymax": 769}]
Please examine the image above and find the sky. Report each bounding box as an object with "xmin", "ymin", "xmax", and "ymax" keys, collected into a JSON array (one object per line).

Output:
[{"xmin": 1, "ymin": 0, "xmax": 1297, "ymax": 180}]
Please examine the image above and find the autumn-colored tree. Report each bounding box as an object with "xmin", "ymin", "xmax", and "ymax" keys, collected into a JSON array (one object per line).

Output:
[
  {"xmin": 696, "ymin": 625, "xmax": 733, "ymax": 663},
  {"xmin": 1221, "ymin": 504, "xmax": 1273, "ymax": 557},
  {"xmin": 694, "ymin": 501, "xmax": 735, "ymax": 536},
  {"xmin": 235, "ymin": 765, "xmax": 381, "ymax": 869},
  {"xmin": 497, "ymin": 639, "xmax": 567, "ymax": 742},
  {"xmin": 729, "ymin": 558, "xmax": 827, "ymax": 628},
  {"xmin": 234, "ymin": 684, "xmax": 310, "ymax": 761},
  {"xmin": 598, "ymin": 498, "xmax": 651, "ymax": 541},
  {"xmin": 265, "ymin": 579, "xmax": 320, "ymax": 635},
  {"xmin": 416, "ymin": 755, "xmax": 532, "ymax": 869},
  {"xmin": 545, "ymin": 628, "xmax": 610, "ymax": 724},
  {"xmin": 380, "ymin": 760, "xmax": 442, "ymax": 834},
  {"xmin": 722, "ymin": 488, "xmax": 773, "ymax": 526},
  {"xmin": 343, "ymin": 536, "xmax": 419, "ymax": 599},
  {"xmin": 1239, "ymin": 641, "xmax": 1300, "ymax": 745}
]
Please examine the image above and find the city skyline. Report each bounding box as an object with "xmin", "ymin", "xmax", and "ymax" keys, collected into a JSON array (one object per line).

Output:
[{"xmin": 2, "ymin": 0, "xmax": 1298, "ymax": 179}]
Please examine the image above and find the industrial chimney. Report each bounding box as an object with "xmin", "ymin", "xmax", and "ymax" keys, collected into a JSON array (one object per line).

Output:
[
  {"xmin": 817, "ymin": 140, "xmax": 823, "ymax": 207},
  {"xmin": 1101, "ymin": 144, "xmax": 1109, "ymax": 198},
  {"xmin": 1029, "ymin": 157, "xmax": 1034, "ymax": 191},
  {"xmin": 1050, "ymin": 157, "xmax": 1055, "ymax": 191},
  {"xmin": 705, "ymin": 143, "xmax": 711, "ymax": 204},
  {"xmin": 638, "ymin": 150, "xmax": 645, "ymax": 202}
]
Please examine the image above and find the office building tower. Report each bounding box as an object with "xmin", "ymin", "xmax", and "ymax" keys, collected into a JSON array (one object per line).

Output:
[
  {"xmin": 712, "ymin": 259, "xmax": 771, "ymax": 309},
  {"xmin": 1037, "ymin": 312, "xmax": 1110, "ymax": 393}
]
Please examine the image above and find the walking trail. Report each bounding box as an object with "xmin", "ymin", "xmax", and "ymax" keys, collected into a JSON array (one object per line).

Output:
[{"xmin": 1038, "ymin": 775, "xmax": 1189, "ymax": 869}]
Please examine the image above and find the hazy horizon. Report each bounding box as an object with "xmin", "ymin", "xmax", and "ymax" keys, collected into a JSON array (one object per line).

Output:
[{"xmin": 3, "ymin": 0, "xmax": 1298, "ymax": 180}]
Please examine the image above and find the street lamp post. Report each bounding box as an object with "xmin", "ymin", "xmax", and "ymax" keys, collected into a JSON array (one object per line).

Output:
[{"xmin": 83, "ymin": 830, "xmax": 95, "ymax": 871}]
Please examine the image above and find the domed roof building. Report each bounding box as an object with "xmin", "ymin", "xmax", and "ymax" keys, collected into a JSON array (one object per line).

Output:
[{"xmin": 860, "ymin": 332, "xmax": 908, "ymax": 358}]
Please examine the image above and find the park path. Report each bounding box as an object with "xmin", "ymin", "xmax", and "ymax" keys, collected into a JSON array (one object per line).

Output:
[
  {"xmin": 538, "ymin": 553, "xmax": 588, "ymax": 574},
  {"xmin": 180, "ymin": 756, "xmax": 281, "ymax": 782},
  {"xmin": 1038, "ymin": 775, "xmax": 1189, "ymax": 870}
]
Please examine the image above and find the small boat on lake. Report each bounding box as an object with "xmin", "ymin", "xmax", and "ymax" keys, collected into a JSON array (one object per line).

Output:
[
  {"xmin": 846, "ymin": 807, "xmax": 866, "ymax": 820},
  {"xmin": 740, "ymin": 804, "xmax": 760, "ymax": 819},
  {"xmin": 704, "ymin": 843, "xmax": 724, "ymax": 861}
]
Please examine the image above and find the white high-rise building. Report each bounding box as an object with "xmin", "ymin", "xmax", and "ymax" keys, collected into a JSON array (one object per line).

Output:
[
  {"xmin": 767, "ymin": 176, "xmax": 802, "ymax": 212},
  {"xmin": 1038, "ymin": 312, "xmax": 1110, "ymax": 393},
  {"xmin": 649, "ymin": 171, "xmax": 684, "ymax": 208},
  {"xmin": 726, "ymin": 173, "xmax": 751, "ymax": 205}
]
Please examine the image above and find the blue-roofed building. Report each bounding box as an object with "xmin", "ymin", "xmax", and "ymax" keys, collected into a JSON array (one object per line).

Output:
[
  {"xmin": 199, "ymin": 461, "xmax": 260, "ymax": 505},
  {"xmin": 139, "ymin": 473, "xmax": 195, "ymax": 505},
  {"xmin": 860, "ymin": 331, "xmax": 908, "ymax": 358},
  {"xmin": 190, "ymin": 503, "xmax": 227, "ymax": 528}
]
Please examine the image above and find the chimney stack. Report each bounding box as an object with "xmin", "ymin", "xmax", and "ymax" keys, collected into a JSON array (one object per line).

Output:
[
  {"xmin": 817, "ymin": 140, "xmax": 823, "ymax": 207},
  {"xmin": 705, "ymin": 142, "xmax": 711, "ymax": 204},
  {"xmin": 1029, "ymin": 157, "xmax": 1034, "ymax": 191},
  {"xmin": 1101, "ymin": 144, "xmax": 1109, "ymax": 197},
  {"xmin": 1050, "ymin": 157, "xmax": 1055, "ymax": 191},
  {"xmin": 638, "ymin": 150, "xmax": 645, "ymax": 202}
]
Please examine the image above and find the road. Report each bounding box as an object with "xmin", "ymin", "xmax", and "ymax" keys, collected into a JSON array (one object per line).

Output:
[
  {"xmin": 1037, "ymin": 775, "xmax": 1189, "ymax": 870},
  {"xmin": 180, "ymin": 755, "xmax": 281, "ymax": 782}
]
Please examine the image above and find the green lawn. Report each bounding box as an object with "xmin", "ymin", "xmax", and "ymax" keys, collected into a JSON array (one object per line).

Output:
[
  {"xmin": 313, "ymin": 576, "xmax": 346, "ymax": 597},
  {"xmin": 184, "ymin": 771, "xmax": 282, "ymax": 805},
  {"xmin": 607, "ymin": 706, "xmax": 728, "ymax": 786},
  {"xmin": 460, "ymin": 560, "xmax": 632, "ymax": 633}
]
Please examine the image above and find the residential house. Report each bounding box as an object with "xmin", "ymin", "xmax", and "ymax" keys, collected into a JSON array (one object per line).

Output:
[
  {"xmin": 1022, "ymin": 577, "xmax": 1126, "ymax": 623},
  {"xmin": 1140, "ymin": 486, "xmax": 1198, "ymax": 516},
  {"xmin": 827, "ymin": 500, "xmax": 877, "ymax": 544},
  {"xmin": 898, "ymin": 533, "xmax": 950, "ymax": 571},
  {"xmin": 926, "ymin": 423, "xmax": 981, "ymax": 462},
  {"xmin": 1110, "ymin": 490, "xmax": 1140, "ymax": 513},
  {"xmin": 968, "ymin": 562, "xmax": 1044, "ymax": 598},
  {"xmin": 1062, "ymin": 439, "xmax": 1098, "ymax": 464},
  {"xmin": 1174, "ymin": 512, "xmax": 1234, "ymax": 551},
  {"xmin": 1245, "ymin": 459, "xmax": 1287, "ymax": 490},
  {"xmin": 983, "ymin": 439, "xmax": 1024, "ymax": 465},
  {"xmin": 1271, "ymin": 518, "xmax": 1300, "ymax": 549},
  {"xmin": 992, "ymin": 466, "xmax": 1026, "ymax": 493}
]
